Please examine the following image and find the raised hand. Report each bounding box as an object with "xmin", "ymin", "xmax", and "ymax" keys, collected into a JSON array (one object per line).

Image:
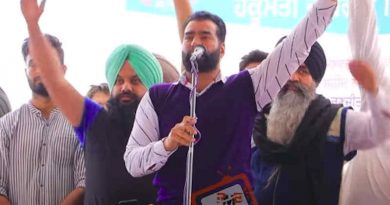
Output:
[
  {"xmin": 164, "ymin": 116, "xmax": 197, "ymax": 151},
  {"xmin": 349, "ymin": 60, "xmax": 378, "ymax": 94},
  {"xmin": 20, "ymin": 0, "xmax": 46, "ymax": 25}
]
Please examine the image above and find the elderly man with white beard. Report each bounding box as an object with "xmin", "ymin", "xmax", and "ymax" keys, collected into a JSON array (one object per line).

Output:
[{"xmin": 250, "ymin": 39, "xmax": 390, "ymax": 205}]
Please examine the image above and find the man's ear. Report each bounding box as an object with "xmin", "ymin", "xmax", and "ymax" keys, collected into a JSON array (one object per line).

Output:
[
  {"xmin": 219, "ymin": 42, "xmax": 225, "ymax": 58},
  {"xmin": 62, "ymin": 65, "xmax": 67, "ymax": 73}
]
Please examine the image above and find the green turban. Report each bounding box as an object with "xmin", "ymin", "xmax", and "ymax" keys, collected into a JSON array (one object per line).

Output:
[{"xmin": 105, "ymin": 44, "xmax": 163, "ymax": 91}]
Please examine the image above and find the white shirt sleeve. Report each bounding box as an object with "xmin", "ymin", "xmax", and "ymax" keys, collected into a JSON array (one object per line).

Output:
[
  {"xmin": 344, "ymin": 90, "xmax": 390, "ymax": 154},
  {"xmin": 249, "ymin": 0, "xmax": 338, "ymax": 111},
  {"xmin": 349, "ymin": 0, "xmax": 388, "ymax": 110},
  {"xmin": 124, "ymin": 92, "xmax": 175, "ymax": 177}
]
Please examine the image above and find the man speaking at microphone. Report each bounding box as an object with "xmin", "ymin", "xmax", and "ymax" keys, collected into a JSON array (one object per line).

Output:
[{"xmin": 124, "ymin": 1, "xmax": 338, "ymax": 204}]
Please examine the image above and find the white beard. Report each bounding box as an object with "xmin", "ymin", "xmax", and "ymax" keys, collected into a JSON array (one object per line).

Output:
[{"xmin": 267, "ymin": 82, "xmax": 316, "ymax": 145}]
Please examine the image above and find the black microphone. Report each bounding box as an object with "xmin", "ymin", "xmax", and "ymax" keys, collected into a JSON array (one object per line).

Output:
[{"xmin": 190, "ymin": 45, "xmax": 205, "ymax": 61}]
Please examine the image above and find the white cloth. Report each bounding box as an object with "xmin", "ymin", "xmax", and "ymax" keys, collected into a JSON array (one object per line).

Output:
[{"xmin": 339, "ymin": 0, "xmax": 390, "ymax": 204}]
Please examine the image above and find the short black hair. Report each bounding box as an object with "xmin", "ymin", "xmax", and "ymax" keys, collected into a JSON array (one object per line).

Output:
[
  {"xmin": 183, "ymin": 11, "xmax": 226, "ymax": 43},
  {"xmin": 86, "ymin": 83, "xmax": 110, "ymax": 98},
  {"xmin": 239, "ymin": 49, "xmax": 268, "ymax": 71},
  {"xmin": 22, "ymin": 34, "xmax": 64, "ymax": 64}
]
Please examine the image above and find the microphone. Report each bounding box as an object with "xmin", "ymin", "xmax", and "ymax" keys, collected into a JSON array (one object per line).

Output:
[{"xmin": 190, "ymin": 45, "xmax": 205, "ymax": 61}]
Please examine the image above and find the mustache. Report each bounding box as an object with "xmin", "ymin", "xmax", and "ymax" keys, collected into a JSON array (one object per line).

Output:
[
  {"xmin": 32, "ymin": 76, "xmax": 42, "ymax": 83},
  {"xmin": 282, "ymin": 81, "xmax": 307, "ymax": 94},
  {"xmin": 280, "ymin": 80, "xmax": 317, "ymax": 102},
  {"xmin": 117, "ymin": 91, "xmax": 138, "ymax": 100}
]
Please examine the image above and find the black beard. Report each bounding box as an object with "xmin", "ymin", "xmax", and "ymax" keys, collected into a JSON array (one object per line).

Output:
[
  {"xmin": 182, "ymin": 48, "xmax": 220, "ymax": 73},
  {"xmin": 106, "ymin": 95, "xmax": 140, "ymax": 136},
  {"xmin": 28, "ymin": 78, "xmax": 49, "ymax": 97}
]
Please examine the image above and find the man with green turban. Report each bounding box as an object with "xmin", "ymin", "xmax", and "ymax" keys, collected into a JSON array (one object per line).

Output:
[
  {"xmin": 106, "ymin": 44, "xmax": 163, "ymax": 91},
  {"xmin": 20, "ymin": 2, "xmax": 163, "ymax": 202},
  {"xmin": 72, "ymin": 43, "xmax": 164, "ymax": 204},
  {"xmin": 73, "ymin": 44, "xmax": 163, "ymax": 204}
]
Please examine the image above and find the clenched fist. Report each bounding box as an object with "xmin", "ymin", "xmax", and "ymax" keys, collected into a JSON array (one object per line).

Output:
[
  {"xmin": 163, "ymin": 116, "xmax": 198, "ymax": 151},
  {"xmin": 349, "ymin": 60, "xmax": 378, "ymax": 95}
]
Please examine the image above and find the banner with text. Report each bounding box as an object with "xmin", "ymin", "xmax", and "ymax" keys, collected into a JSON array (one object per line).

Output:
[{"xmin": 127, "ymin": 0, "xmax": 390, "ymax": 34}]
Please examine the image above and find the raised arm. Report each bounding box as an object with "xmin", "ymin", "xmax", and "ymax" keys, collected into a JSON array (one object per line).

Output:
[
  {"xmin": 250, "ymin": 0, "xmax": 337, "ymax": 111},
  {"xmin": 20, "ymin": 0, "xmax": 84, "ymax": 126},
  {"xmin": 344, "ymin": 60, "xmax": 390, "ymax": 151},
  {"xmin": 349, "ymin": 0, "xmax": 388, "ymax": 111},
  {"xmin": 173, "ymin": 0, "xmax": 192, "ymax": 42},
  {"xmin": 173, "ymin": 0, "xmax": 193, "ymax": 73}
]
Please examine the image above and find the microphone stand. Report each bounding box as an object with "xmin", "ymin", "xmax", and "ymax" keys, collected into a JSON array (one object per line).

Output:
[{"xmin": 183, "ymin": 59, "xmax": 199, "ymax": 205}]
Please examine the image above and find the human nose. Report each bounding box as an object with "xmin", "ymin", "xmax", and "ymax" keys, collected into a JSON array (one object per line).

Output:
[
  {"xmin": 290, "ymin": 72, "xmax": 300, "ymax": 82},
  {"xmin": 121, "ymin": 80, "xmax": 133, "ymax": 92},
  {"xmin": 190, "ymin": 35, "xmax": 202, "ymax": 48}
]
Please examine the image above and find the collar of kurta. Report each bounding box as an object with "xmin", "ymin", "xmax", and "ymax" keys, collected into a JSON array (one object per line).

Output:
[{"xmin": 178, "ymin": 70, "xmax": 226, "ymax": 96}]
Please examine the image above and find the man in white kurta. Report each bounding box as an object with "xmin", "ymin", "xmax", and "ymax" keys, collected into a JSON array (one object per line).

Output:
[{"xmin": 339, "ymin": 0, "xmax": 390, "ymax": 204}]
